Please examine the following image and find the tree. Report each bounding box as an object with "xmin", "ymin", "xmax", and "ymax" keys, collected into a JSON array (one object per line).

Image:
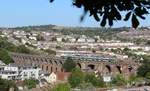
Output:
[
  {"xmin": 123, "ymin": 47, "xmax": 130, "ymax": 52},
  {"xmin": 137, "ymin": 55, "xmax": 150, "ymax": 85},
  {"xmin": 78, "ymin": 83, "xmax": 96, "ymax": 91},
  {"xmin": 55, "ymin": 45, "xmax": 61, "ymax": 49},
  {"xmin": 51, "ymin": 37, "xmax": 57, "ymax": 42},
  {"xmin": 127, "ymin": 74, "xmax": 138, "ymax": 86},
  {"xmin": 137, "ymin": 55, "xmax": 150, "ymax": 77},
  {"xmin": 111, "ymin": 74, "xmax": 127, "ymax": 86},
  {"xmin": 92, "ymin": 49, "xmax": 96, "ymax": 53},
  {"xmin": 63, "ymin": 57, "xmax": 76, "ymax": 72},
  {"xmin": 146, "ymin": 40, "xmax": 150, "ymax": 45},
  {"xmin": 62, "ymin": 38, "xmax": 66, "ymax": 42},
  {"xmin": 85, "ymin": 73, "xmax": 105, "ymax": 87},
  {"xmin": 0, "ymin": 78, "xmax": 18, "ymax": 91},
  {"xmin": 36, "ymin": 34, "xmax": 45, "ymax": 41},
  {"xmin": 24, "ymin": 78, "xmax": 38, "ymax": 89},
  {"xmin": 68, "ymin": 68, "xmax": 85, "ymax": 88},
  {"xmin": 44, "ymin": 49, "xmax": 56, "ymax": 55},
  {"xmin": 16, "ymin": 45, "xmax": 31, "ymax": 54},
  {"xmin": 50, "ymin": 0, "xmax": 150, "ymax": 28},
  {"xmin": 137, "ymin": 64, "xmax": 150, "ymax": 77},
  {"xmin": 51, "ymin": 83, "xmax": 71, "ymax": 91},
  {"xmin": 0, "ymin": 37, "xmax": 31, "ymax": 54},
  {"xmin": 0, "ymin": 48, "xmax": 13, "ymax": 64}
]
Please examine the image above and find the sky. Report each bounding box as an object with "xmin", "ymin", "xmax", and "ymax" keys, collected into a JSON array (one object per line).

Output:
[{"xmin": 0, "ymin": 0, "xmax": 149, "ymax": 28}]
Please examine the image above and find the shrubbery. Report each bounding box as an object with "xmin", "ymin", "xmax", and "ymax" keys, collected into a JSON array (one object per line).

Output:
[
  {"xmin": 51, "ymin": 83, "xmax": 71, "ymax": 91},
  {"xmin": 68, "ymin": 68, "xmax": 105, "ymax": 88},
  {"xmin": 0, "ymin": 37, "xmax": 31, "ymax": 64},
  {"xmin": 0, "ymin": 78, "xmax": 18, "ymax": 91},
  {"xmin": 24, "ymin": 78, "xmax": 38, "ymax": 89},
  {"xmin": 63, "ymin": 57, "xmax": 76, "ymax": 72}
]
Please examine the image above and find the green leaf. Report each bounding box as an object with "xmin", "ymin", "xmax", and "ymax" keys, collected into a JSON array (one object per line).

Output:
[
  {"xmin": 132, "ymin": 14, "xmax": 139, "ymax": 28},
  {"xmin": 124, "ymin": 12, "xmax": 132, "ymax": 21},
  {"xmin": 50, "ymin": 0, "xmax": 54, "ymax": 3}
]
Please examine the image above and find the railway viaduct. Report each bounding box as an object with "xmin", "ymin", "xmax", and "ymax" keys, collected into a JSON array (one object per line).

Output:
[{"xmin": 9, "ymin": 52, "xmax": 139, "ymax": 76}]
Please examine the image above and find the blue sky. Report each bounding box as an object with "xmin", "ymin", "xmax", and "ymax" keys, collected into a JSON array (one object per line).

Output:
[{"xmin": 0, "ymin": 0, "xmax": 149, "ymax": 28}]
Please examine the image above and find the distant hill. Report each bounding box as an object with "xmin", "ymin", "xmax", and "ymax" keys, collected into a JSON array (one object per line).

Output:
[{"xmin": 0, "ymin": 24, "xmax": 149, "ymax": 38}]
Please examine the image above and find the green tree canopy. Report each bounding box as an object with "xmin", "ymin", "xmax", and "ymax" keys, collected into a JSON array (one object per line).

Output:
[
  {"xmin": 50, "ymin": 0, "xmax": 150, "ymax": 28},
  {"xmin": 44, "ymin": 49, "xmax": 56, "ymax": 55},
  {"xmin": 0, "ymin": 78, "xmax": 18, "ymax": 91},
  {"xmin": 36, "ymin": 34, "xmax": 45, "ymax": 41},
  {"xmin": 111, "ymin": 74, "xmax": 127, "ymax": 86},
  {"xmin": 63, "ymin": 57, "xmax": 76, "ymax": 72},
  {"xmin": 85, "ymin": 73, "xmax": 105, "ymax": 87},
  {"xmin": 0, "ymin": 37, "xmax": 32, "ymax": 64},
  {"xmin": 51, "ymin": 83, "xmax": 71, "ymax": 91},
  {"xmin": 0, "ymin": 37, "xmax": 31, "ymax": 54},
  {"xmin": 0, "ymin": 48, "xmax": 13, "ymax": 64},
  {"xmin": 68, "ymin": 68, "xmax": 85, "ymax": 88},
  {"xmin": 16, "ymin": 45, "xmax": 31, "ymax": 54},
  {"xmin": 24, "ymin": 78, "xmax": 38, "ymax": 89},
  {"xmin": 137, "ymin": 55, "xmax": 150, "ymax": 77}
]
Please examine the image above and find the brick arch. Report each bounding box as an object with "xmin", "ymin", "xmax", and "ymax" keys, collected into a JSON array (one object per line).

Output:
[
  {"xmin": 41, "ymin": 58, "xmax": 46, "ymax": 62},
  {"xmin": 9, "ymin": 52, "xmax": 139, "ymax": 76},
  {"xmin": 49, "ymin": 59, "xmax": 53, "ymax": 64},
  {"xmin": 77, "ymin": 63, "xmax": 82, "ymax": 69},
  {"xmin": 116, "ymin": 65, "xmax": 122, "ymax": 74},
  {"xmin": 87, "ymin": 64, "xmax": 95, "ymax": 70},
  {"xmin": 59, "ymin": 61, "xmax": 63, "ymax": 65},
  {"xmin": 105, "ymin": 65, "xmax": 112, "ymax": 73},
  {"xmin": 54, "ymin": 60, "xmax": 58, "ymax": 65},
  {"xmin": 37, "ymin": 58, "xmax": 41, "ymax": 63},
  {"xmin": 44, "ymin": 58, "xmax": 48, "ymax": 63},
  {"xmin": 39, "ymin": 58, "xmax": 43, "ymax": 62}
]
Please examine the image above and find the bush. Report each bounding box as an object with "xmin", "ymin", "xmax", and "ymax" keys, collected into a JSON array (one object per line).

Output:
[
  {"xmin": 0, "ymin": 78, "xmax": 18, "ymax": 91},
  {"xmin": 85, "ymin": 73, "xmax": 105, "ymax": 87},
  {"xmin": 0, "ymin": 48, "xmax": 13, "ymax": 64},
  {"xmin": 137, "ymin": 55, "xmax": 150, "ymax": 77},
  {"xmin": 0, "ymin": 37, "xmax": 31, "ymax": 54},
  {"xmin": 51, "ymin": 83, "xmax": 71, "ymax": 91},
  {"xmin": 24, "ymin": 78, "xmax": 38, "ymax": 89},
  {"xmin": 63, "ymin": 57, "xmax": 76, "ymax": 72},
  {"xmin": 44, "ymin": 49, "xmax": 56, "ymax": 55},
  {"xmin": 68, "ymin": 68, "xmax": 84, "ymax": 88},
  {"xmin": 111, "ymin": 74, "xmax": 127, "ymax": 86}
]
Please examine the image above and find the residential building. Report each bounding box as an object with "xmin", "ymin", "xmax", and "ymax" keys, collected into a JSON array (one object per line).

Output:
[
  {"xmin": 0, "ymin": 64, "xmax": 41, "ymax": 80},
  {"xmin": 42, "ymin": 72, "xmax": 57, "ymax": 84}
]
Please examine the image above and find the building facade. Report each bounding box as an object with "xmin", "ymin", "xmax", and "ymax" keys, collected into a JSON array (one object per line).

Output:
[{"xmin": 0, "ymin": 64, "xmax": 41, "ymax": 80}]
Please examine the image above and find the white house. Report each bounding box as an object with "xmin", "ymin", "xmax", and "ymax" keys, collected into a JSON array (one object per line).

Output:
[
  {"xmin": 0, "ymin": 70, "xmax": 18, "ymax": 80},
  {"xmin": 68, "ymin": 38, "xmax": 76, "ymax": 43},
  {"xmin": 29, "ymin": 36, "xmax": 37, "ymax": 40},
  {"xmin": 43, "ymin": 72, "xmax": 57, "ymax": 84},
  {"xmin": 0, "ymin": 64, "xmax": 18, "ymax": 80},
  {"xmin": 56, "ymin": 37, "xmax": 62, "ymax": 42},
  {"xmin": 4, "ymin": 65, "xmax": 18, "ymax": 72},
  {"xmin": 143, "ymin": 46, "xmax": 150, "ymax": 51},
  {"xmin": 77, "ymin": 38, "xmax": 86, "ymax": 43},
  {"xmin": 19, "ymin": 66, "xmax": 41, "ymax": 80},
  {"xmin": 0, "ymin": 64, "xmax": 41, "ymax": 80},
  {"xmin": 21, "ymin": 38, "xmax": 28, "ymax": 44},
  {"xmin": 86, "ymin": 38, "xmax": 95, "ymax": 43},
  {"xmin": 0, "ymin": 60, "xmax": 6, "ymax": 66}
]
